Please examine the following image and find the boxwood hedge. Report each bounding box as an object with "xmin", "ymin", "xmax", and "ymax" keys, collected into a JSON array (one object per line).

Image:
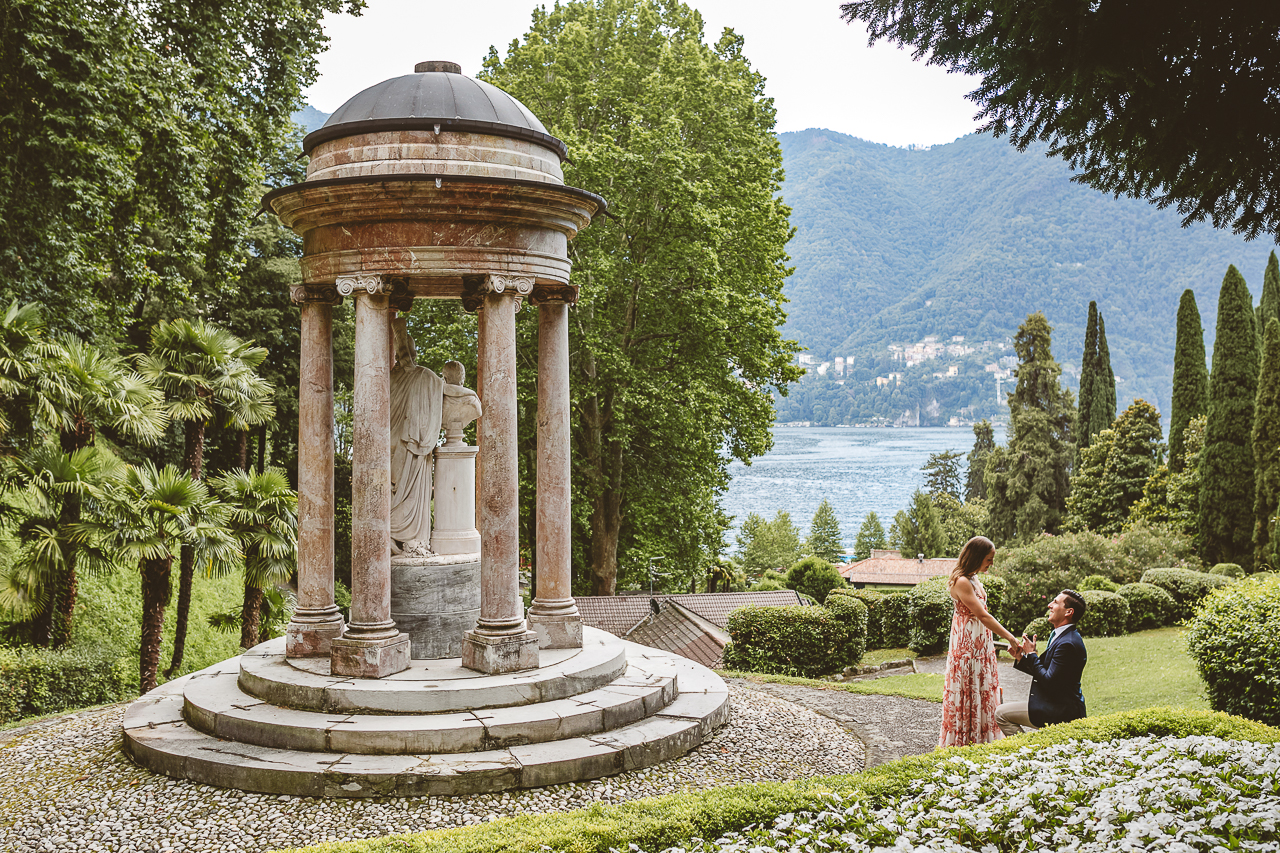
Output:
[
  {"xmin": 907, "ymin": 577, "xmax": 951, "ymax": 655},
  {"xmin": 1140, "ymin": 567, "xmax": 1231, "ymax": 609},
  {"xmin": 822, "ymin": 591, "xmax": 868, "ymax": 665},
  {"xmin": 722, "ymin": 604, "xmax": 863, "ymax": 678},
  {"xmin": 1077, "ymin": 589, "xmax": 1130, "ymax": 637},
  {"xmin": 1078, "ymin": 574, "xmax": 1120, "ymax": 592},
  {"xmin": 0, "ymin": 646, "xmax": 131, "ymax": 725},
  {"xmin": 1208, "ymin": 562, "xmax": 1244, "ymax": 578},
  {"xmin": 1116, "ymin": 582, "xmax": 1176, "ymax": 631},
  {"xmin": 1186, "ymin": 573, "xmax": 1280, "ymax": 726},
  {"xmin": 828, "ymin": 588, "xmax": 882, "ymax": 650},
  {"xmin": 878, "ymin": 592, "xmax": 912, "ymax": 648}
]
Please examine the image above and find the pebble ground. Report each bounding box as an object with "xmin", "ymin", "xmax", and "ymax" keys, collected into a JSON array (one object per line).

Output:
[{"xmin": 0, "ymin": 685, "xmax": 865, "ymax": 853}]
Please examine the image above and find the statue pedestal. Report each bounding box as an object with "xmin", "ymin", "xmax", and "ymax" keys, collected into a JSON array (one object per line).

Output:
[
  {"xmin": 430, "ymin": 443, "xmax": 480, "ymax": 555},
  {"xmin": 390, "ymin": 553, "xmax": 481, "ymax": 659}
]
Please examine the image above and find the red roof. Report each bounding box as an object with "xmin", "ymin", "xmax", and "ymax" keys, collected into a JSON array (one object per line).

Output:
[{"xmin": 840, "ymin": 551, "xmax": 952, "ymax": 586}]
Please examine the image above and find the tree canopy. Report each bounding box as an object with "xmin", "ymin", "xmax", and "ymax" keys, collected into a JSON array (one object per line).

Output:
[
  {"xmin": 1065, "ymin": 399, "xmax": 1163, "ymax": 536},
  {"xmin": 853, "ymin": 511, "xmax": 887, "ymax": 560},
  {"xmin": 921, "ymin": 450, "xmax": 963, "ymax": 502},
  {"xmin": 1169, "ymin": 289, "xmax": 1209, "ymax": 473},
  {"xmin": 839, "ymin": 1, "xmax": 1280, "ymax": 241},
  {"xmin": 805, "ymin": 499, "xmax": 844, "ymax": 562},
  {"xmin": 965, "ymin": 420, "xmax": 994, "ymax": 501}
]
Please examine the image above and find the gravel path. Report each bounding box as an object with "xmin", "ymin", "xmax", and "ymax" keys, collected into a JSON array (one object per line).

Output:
[{"xmin": 0, "ymin": 684, "xmax": 865, "ymax": 853}]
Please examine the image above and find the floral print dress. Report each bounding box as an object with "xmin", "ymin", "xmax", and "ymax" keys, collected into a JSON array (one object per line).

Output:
[{"xmin": 938, "ymin": 577, "xmax": 1003, "ymax": 747}]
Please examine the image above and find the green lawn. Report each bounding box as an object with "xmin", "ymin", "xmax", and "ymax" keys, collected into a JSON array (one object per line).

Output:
[{"xmin": 722, "ymin": 627, "xmax": 1209, "ymax": 714}]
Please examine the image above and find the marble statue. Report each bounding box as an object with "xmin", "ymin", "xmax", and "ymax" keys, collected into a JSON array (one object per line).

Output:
[
  {"xmin": 441, "ymin": 360, "xmax": 482, "ymax": 444},
  {"xmin": 389, "ymin": 318, "xmax": 443, "ymax": 553}
]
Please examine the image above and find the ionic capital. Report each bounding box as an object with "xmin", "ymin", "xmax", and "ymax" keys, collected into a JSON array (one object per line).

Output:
[
  {"xmin": 335, "ymin": 275, "xmax": 387, "ymax": 297},
  {"xmin": 461, "ymin": 274, "xmax": 534, "ymax": 312},
  {"xmin": 530, "ymin": 283, "xmax": 579, "ymax": 306},
  {"xmin": 290, "ymin": 284, "xmax": 342, "ymax": 306}
]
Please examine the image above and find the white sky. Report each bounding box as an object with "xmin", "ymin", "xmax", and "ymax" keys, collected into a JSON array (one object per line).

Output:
[{"xmin": 304, "ymin": 0, "xmax": 984, "ymax": 148}]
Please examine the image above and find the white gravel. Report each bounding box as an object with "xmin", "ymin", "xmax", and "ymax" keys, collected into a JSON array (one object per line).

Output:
[{"xmin": 0, "ymin": 685, "xmax": 865, "ymax": 853}]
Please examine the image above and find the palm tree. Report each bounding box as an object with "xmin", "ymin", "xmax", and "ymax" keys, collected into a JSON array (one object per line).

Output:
[
  {"xmin": 74, "ymin": 462, "xmax": 238, "ymax": 693},
  {"xmin": 0, "ymin": 301, "xmax": 63, "ymax": 449},
  {"xmin": 137, "ymin": 318, "xmax": 274, "ymax": 677},
  {"xmin": 0, "ymin": 445, "xmax": 123, "ymax": 646},
  {"xmin": 210, "ymin": 468, "xmax": 298, "ymax": 649}
]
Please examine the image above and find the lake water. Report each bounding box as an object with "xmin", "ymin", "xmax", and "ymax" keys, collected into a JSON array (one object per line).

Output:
[{"xmin": 723, "ymin": 426, "xmax": 1007, "ymax": 552}]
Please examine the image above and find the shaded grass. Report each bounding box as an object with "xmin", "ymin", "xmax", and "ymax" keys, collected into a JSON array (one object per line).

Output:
[{"xmin": 859, "ymin": 647, "xmax": 916, "ymax": 665}]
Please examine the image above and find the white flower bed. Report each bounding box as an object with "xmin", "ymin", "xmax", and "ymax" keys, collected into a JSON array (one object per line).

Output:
[{"xmin": 638, "ymin": 736, "xmax": 1280, "ymax": 853}]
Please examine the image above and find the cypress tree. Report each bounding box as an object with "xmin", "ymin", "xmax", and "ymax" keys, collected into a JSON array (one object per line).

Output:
[
  {"xmin": 1260, "ymin": 251, "xmax": 1280, "ymax": 338},
  {"xmin": 966, "ymin": 420, "xmax": 995, "ymax": 501},
  {"xmin": 1200, "ymin": 265, "xmax": 1260, "ymax": 569},
  {"xmin": 1077, "ymin": 302, "xmax": 1100, "ymax": 451},
  {"xmin": 1093, "ymin": 314, "xmax": 1117, "ymax": 438},
  {"xmin": 806, "ymin": 499, "xmax": 844, "ymax": 562},
  {"xmin": 853, "ymin": 511, "xmax": 887, "ymax": 560},
  {"xmin": 1169, "ymin": 289, "xmax": 1209, "ymax": 472},
  {"xmin": 1254, "ymin": 318, "xmax": 1280, "ymax": 571}
]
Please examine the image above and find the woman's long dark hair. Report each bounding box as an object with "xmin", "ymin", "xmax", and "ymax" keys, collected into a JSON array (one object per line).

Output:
[{"xmin": 949, "ymin": 536, "xmax": 995, "ymax": 588}]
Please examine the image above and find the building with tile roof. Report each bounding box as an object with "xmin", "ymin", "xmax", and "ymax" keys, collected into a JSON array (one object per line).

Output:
[{"xmin": 839, "ymin": 549, "xmax": 952, "ymax": 588}]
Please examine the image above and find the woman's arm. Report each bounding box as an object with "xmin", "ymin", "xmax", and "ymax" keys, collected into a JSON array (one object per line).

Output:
[{"xmin": 950, "ymin": 576, "xmax": 1018, "ymax": 644}]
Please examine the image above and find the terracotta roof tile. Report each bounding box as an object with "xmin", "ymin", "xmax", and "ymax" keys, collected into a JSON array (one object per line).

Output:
[
  {"xmin": 840, "ymin": 554, "xmax": 952, "ymax": 587},
  {"xmin": 575, "ymin": 590, "xmax": 806, "ymax": 634}
]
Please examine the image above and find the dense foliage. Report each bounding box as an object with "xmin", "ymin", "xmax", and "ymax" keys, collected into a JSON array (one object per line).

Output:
[
  {"xmin": 965, "ymin": 420, "xmax": 993, "ymax": 501},
  {"xmin": 0, "ymin": 645, "xmax": 129, "ymax": 724},
  {"xmin": 834, "ymin": 588, "xmax": 884, "ymax": 649},
  {"xmin": 851, "ymin": 512, "xmax": 886, "ymax": 561},
  {"xmin": 1199, "ymin": 266, "xmax": 1260, "ymax": 569},
  {"xmin": 1064, "ymin": 399, "xmax": 1163, "ymax": 535},
  {"xmin": 1187, "ymin": 574, "xmax": 1280, "ymax": 725},
  {"xmin": 1115, "ymin": 582, "xmax": 1176, "ymax": 632},
  {"xmin": 822, "ymin": 590, "xmax": 869, "ymax": 666},
  {"xmin": 1077, "ymin": 589, "xmax": 1129, "ymax": 638},
  {"xmin": 737, "ymin": 511, "xmax": 802, "ymax": 574},
  {"xmin": 888, "ymin": 490, "xmax": 946, "ymax": 558},
  {"xmin": 920, "ymin": 450, "xmax": 961, "ymax": 501},
  {"xmin": 722, "ymin": 604, "xmax": 864, "ymax": 678},
  {"xmin": 1254, "ymin": 318, "xmax": 1280, "ymax": 572},
  {"xmin": 1169, "ymin": 289, "xmax": 1209, "ymax": 472},
  {"xmin": 878, "ymin": 592, "xmax": 912, "ymax": 649},
  {"xmin": 1139, "ymin": 568, "xmax": 1231, "ymax": 611},
  {"xmin": 905, "ymin": 576, "xmax": 950, "ymax": 655},
  {"xmin": 1127, "ymin": 414, "xmax": 1206, "ymax": 544},
  {"xmin": 784, "ymin": 557, "xmax": 846, "ymax": 604},
  {"xmin": 804, "ymin": 500, "xmax": 843, "ymax": 562}
]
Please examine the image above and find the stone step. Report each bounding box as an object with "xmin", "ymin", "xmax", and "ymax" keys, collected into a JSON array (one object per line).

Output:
[
  {"xmin": 183, "ymin": 663, "xmax": 677, "ymax": 755},
  {"xmin": 238, "ymin": 626, "xmax": 629, "ymax": 714},
  {"xmin": 122, "ymin": 644, "xmax": 730, "ymax": 797}
]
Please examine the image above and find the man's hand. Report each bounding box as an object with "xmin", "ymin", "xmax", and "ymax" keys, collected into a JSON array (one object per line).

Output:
[{"xmin": 1018, "ymin": 634, "xmax": 1037, "ymax": 656}]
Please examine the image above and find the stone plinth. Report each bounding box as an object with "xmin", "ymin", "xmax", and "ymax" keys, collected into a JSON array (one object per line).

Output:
[
  {"xmin": 390, "ymin": 554, "xmax": 481, "ymax": 659},
  {"xmin": 430, "ymin": 444, "xmax": 480, "ymax": 555},
  {"xmin": 330, "ymin": 633, "xmax": 411, "ymax": 679}
]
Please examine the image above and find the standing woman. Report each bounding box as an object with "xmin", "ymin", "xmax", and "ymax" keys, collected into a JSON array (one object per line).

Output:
[{"xmin": 938, "ymin": 535, "xmax": 1020, "ymax": 747}]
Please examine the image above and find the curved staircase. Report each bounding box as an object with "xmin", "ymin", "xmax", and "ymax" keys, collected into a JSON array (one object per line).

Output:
[{"xmin": 122, "ymin": 627, "xmax": 729, "ymax": 797}]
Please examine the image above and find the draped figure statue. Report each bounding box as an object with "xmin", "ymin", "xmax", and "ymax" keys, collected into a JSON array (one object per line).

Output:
[{"xmin": 390, "ymin": 318, "xmax": 444, "ymax": 553}]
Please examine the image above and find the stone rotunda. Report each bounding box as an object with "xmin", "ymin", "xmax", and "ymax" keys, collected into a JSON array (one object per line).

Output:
[{"xmin": 120, "ymin": 62, "xmax": 728, "ymax": 797}]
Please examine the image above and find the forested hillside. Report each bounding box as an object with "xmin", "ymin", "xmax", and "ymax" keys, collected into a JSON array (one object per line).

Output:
[{"xmin": 778, "ymin": 129, "xmax": 1280, "ymax": 419}]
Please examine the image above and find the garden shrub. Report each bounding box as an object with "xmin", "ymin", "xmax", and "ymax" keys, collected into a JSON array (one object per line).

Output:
[
  {"xmin": 879, "ymin": 592, "xmax": 912, "ymax": 648},
  {"xmin": 1186, "ymin": 574, "xmax": 1280, "ymax": 726},
  {"xmin": 830, "ymin": 588, "xmax": 883, "ymax": 649},
  {"xmin": 1140, "ymin": 567, "xmax": 1231, "ymax": 609},
  {"xmin": 0, "ymin": 646, "xmax": 131, "ymax": 725},
  {"xmin": 785, "ymin": 557, "xmax": 846, "ymax": 604},
  {"xmin": 1079, "ymin": 574, "xmax": 1120, "ymax": 592},
  {"xmin": 1023, "ymin": 616, "xmax": 1053, "ymax": 639},
  {"xmin": 722, "ymin": 605, "xmax": 854, "ymax": 678},
  {"xmin": 1116, "ymin": 582, "xmax": 1177, "ymax": 630},
  {"xmin": 993, "ymin": 525, "xmax": 1197, "ymax": 632},
  {"xmin": 980, "ymin": 574, "xmax": 1006, "ymax": 622},
  {"xmin": 1209, "ymin": 562, "xmax": 1244, "ymax": 578},
  {"xmin": 1077, "ymin": 590, "xmax": 1130, "ymax": 637},
  {"xmin": 907, "ymin": 576, "xmax": 951, "ymax": 655},
  {"xmin": 822, "ymin": 590, "xmax": 868, "ymax": 665}
]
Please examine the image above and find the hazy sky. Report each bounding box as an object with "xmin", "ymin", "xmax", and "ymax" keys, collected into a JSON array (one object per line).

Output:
[{"xmin": 304, "ymin": 0, "xmax": 984, "ymax": 148}]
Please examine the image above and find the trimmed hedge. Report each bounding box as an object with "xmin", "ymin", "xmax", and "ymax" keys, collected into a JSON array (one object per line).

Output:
[
  {"xmin": 830, "ymin": 588, "xmax": 883, "ymax": 650},
  {"xmin": 0, "ymin": 646, "xmax": 131, "ymax": 725},
  {"xmin": 980, "ymin": 574, "xmax": 1006, "ymax": 622},
  {"xmin": 1077, "ymin": 590, "xmax": 1130, "ymax": 637},
  {"xmin": 1186, "ymin": 573, "xmax": 1280, "ymax": 726},
  {"xmin": 1209, "ymin": 562, "xmax": 1244, "ymax": 578},
  {"xmin": 1140, "ymin": 567, "xmax": 1231, "ymax": 609},
  {"xmin": 822, "ymin": 591, "xmax": 868, "ymax": 666},
  {"xmin": 722, "ymin": 605, "xmax": 860, "ymax": 678},
  {"xmin": 1023, "ymin": 616, "xmax": 1053, "ymax": 639},
  {"xmin": 1116, "ymin": 582, "xmax": 1176, "ymax": 631},
  {"xmin": 785, "ymin": 557, "xmax": 846, "ymax": 604},
  {"xmin": 1078, "ymin": 574, "xmax": 1120, "ymax": 592},
  {"xmin": 281, "ymin": 709, "xmax": 1280, "ymax": 853},
  {"xmin": 907, "ymin": 576, "xmax": 951, "ymax": 655},
  {"xmin": 878, "ymin": 592, "xmax": 912, "ymax": 648}
]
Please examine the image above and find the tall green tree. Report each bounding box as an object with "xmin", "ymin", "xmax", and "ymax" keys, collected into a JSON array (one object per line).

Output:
[
  {"xmin": 839, "ymin": 2, "xmax": 1280, "ymax": 241},
  {"xmin": 1258, "ymin": 252, "xmax": 1280, "ymax": 345},
  {"xmin": 889, "ymin": 490, "xmax": 947, "ymax": 558},
  {"xmin": 1093, "ymin": 315, "xmax": 1117, "ymax": 438},
  {"xmin": 921, "ymin": 449, "xmax": 963, "ymax": 501},
  {"xmin": 1254, "ymin": 318, "xmax": 1280, "ymax": 572},
  {"xmin": 737, "ymin": 510, "xmax": 802, "ymax": 574},
  {"xmin": 480, "ymin": 0, "xmax": 801, "ymax": 594},
  {"xmin": 1200, "ymin": 265, "xmax": 1260, "ymax": 569},
  {"xmin": 965, "ymin": 420, "xmax": 995, "ymax": 501},
  {"xmin": 1169, "ymin": 289, "xmax": 1210, "ymax": 472},
  {"xmin": 853, "ymin": 511, "xmax": 887, "ymax": 560},
  {"xmin": 805, "ymin": 499, "xmax": 844, "ymax": 562},
  {"xmin": 1065, "ymin": 399, "xmax": 1163, "ymax": 535},
  {"xmin": 1077, "ymin": 301, "xmax": 1100, "ymax": 453},
  {"xmin": 1128, "ymin": 414, "xmax": 1207, "ymax": 547},
  {"xmin": 985, "ymin": 312, "xmax": 1077, "ymax": 543}
]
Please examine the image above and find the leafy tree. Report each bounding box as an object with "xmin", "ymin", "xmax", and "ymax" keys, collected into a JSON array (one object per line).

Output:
[
  {"xmin": 889, "ymin": 489, "xmax": 947, "ymax": 558},
  {"xmin": 935, "ymin": 495, "xmax": 989, "ymax": 556},
  {"xmin": 1255, "ymin": 319, "xmax": 1280, "ymax": 572},
  {"xmin": 1077, "ymin": 302, "xmax": 1100, "ymax": 453},
  {"xmin": 853, "ymin": 512, "xmax": 887, "ymax": 560},
  {"xmin": 76, "ymin": 462, "xmax": 236, "ymax": 693},
  {"xmin": 1259, "ymin": 252, "xmax": 1280, "ymax": 346},
  {"xmin": 1200, "ymin": 266, "xmax": 1260, "ymax": 569},
  {"xmin": 1093, "ymin": 315, "xmax": 1117, "ymax": 439},
  {"xmin": 737, "ymin": 510, "xmax": 802, "ymax": 574},
  {"xmin": 210, "ymin": 468, "xmax": 298, "ymax": 650},
  {"xmin": 137, "ymin": 318, "xmax": 274, "ymax": 676},
  {"xmin": 985, "ymin": 313, "xmax": 1077, "ymax": 543},
  {"xmin": 784, "ymin": 556, "xmax": 846, "ymax": 603},
  {"xmin": 480, "ymin": 0, "xmax": 801, "ymax": 594},
  {"xmin": 1065, "ymin": 399, "xmax": 1164, "ymax": 535},
  {"xmin": 965, "ymin": 420, "xmax": 995, "ymax": 501},
  {"xmin": 1170, "ymin": 289, "xmax": 1209, "ymax": 472},
  {"xmin": 921, "ymin": 449, "xmax": 963, "ymax": 501},
  {"xmin": 805, "ymin": 499, "xmax": 844, "ymax": 562},
  {"xmin": 1128, "ymin": 414, "xmax": 1207, "ymax": 546},
  {"xmin": 839, "ymin": 1, "xmax": 1280, "ymax": 241}
]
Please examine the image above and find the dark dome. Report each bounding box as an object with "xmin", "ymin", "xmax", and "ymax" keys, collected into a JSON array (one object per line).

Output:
[{"xmin": 303, "ymin": 64, "xmax": 567, "ymax": 160}]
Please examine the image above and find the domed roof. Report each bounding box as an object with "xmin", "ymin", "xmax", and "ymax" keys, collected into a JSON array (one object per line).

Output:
[{"xmin": 303, "ymin": 61, "xmax": 567, "ymax": 160}]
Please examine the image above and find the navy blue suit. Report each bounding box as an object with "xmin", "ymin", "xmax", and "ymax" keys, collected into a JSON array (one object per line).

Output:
[{"xmin": 1013, "ymin": 623, "xmax": 1087, "ymax": 726}]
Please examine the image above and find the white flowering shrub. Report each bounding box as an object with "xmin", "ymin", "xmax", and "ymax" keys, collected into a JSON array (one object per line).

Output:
[{"xmin": 636, "ymin": 736, "xmax": 1280, "ymax": 853}]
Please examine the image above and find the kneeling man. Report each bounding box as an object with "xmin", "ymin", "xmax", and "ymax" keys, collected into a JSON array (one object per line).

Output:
[{"xmin": 996, "ymin": 589, "xmax": 1088, "ymax": 736}]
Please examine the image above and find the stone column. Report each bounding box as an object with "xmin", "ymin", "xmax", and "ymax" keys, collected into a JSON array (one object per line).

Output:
[
  {"xmin": 286, "ymin": 285, "xmax": 346, "ymax": 657},
  {"xmin": 528, "ymin": 287, "xmax": 582, "ymax": 648},
  {"xmin": 330, "ymin": 275, "xmax": 410, "ymax": 678},
  {"xmin": 462, "ymin": 274, "xmax": 539, "ymax": 673}
]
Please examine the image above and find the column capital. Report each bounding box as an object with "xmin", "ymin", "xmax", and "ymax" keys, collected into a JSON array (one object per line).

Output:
[
  {"xmin": 290, "ymin": 284, "xmax": 342, "ymax": 306},
  {"xmin": 335, "ymin": 275, "xmax": 410, "ymax": 301},
  {"xmin": 530, "ymin": 283, "xmax": 579, "ymax": 305},
  {"xmin": 461, "ymin": 274, "xmax": 534, "ymax": 312}
]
